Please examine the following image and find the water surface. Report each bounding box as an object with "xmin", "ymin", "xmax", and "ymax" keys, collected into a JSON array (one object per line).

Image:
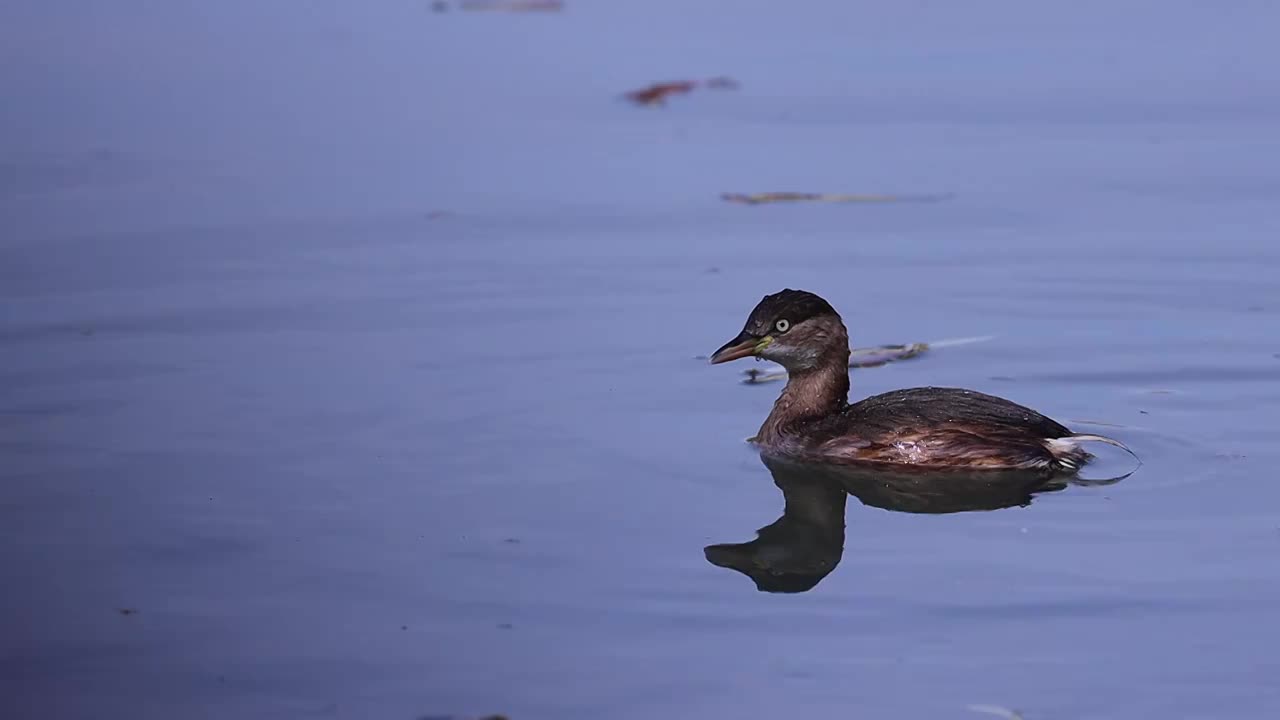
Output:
[{"xmin": 4, "ymin": 2, "xmax": 1280, "ymax": 718}]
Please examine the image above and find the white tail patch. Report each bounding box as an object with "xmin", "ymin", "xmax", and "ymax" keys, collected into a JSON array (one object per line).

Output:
[{"xmin": 1045, "ymin": 433, "xmax": 1141, "ymax": 471}]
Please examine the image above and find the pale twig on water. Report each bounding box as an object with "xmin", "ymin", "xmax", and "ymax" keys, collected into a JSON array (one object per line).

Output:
[
  {"xmin": 739, "ymin": 335, "xmax": 994, "ymax": 384},
  {"xmin": 967, "ymin": 704, "xmax": 1025, "ymax": 720}
]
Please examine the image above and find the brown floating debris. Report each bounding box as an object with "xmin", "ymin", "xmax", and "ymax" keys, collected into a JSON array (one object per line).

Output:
[
  {"xmin": 722, "ymin": 192, "xmax": 953, "ymax": 205},
  {"xmin": 738, "ymin": 367, "xmax": 780, "ymax": 384},
  {"xmin": 626, "ymin": 81, "xmax": 694, "ymax": 106},
  {"xmin": 624, "ymin": 77, "xmax": 739, "ymax": 106},
  {"xmin": 743, "ymin": 342, "xmax": 928, "ymax": 384},
  {"xmin": 738, "ymin": 336, "xmax": 992, "ymax": 385},
  {"xmin": 848, "ymin": 342, "xmax": 930, "ymax": 368},
  {"xmin": 449, "ymin": 0, "xmax": 563, "ymax": 11}
]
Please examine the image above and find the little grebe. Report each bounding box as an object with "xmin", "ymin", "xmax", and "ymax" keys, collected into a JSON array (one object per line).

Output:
[{"xmin": 710, "ymin": 289, "xmax": 1134, "ymax": 472}]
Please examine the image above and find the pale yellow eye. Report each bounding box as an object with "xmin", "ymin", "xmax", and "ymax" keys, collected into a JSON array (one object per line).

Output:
[{"xmin": 774, "ymin": 319, "xmax": 790, "ymax": 333}]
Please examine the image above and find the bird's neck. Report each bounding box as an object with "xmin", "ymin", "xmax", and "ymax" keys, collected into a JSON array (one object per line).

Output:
[{"xmin": 757, "ymin": 338, "xmax": 850, "ymax": 444}]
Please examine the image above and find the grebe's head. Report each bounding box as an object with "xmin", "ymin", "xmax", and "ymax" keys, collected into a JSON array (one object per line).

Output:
[{"xmin": 709, "ymin": 289, "xmax": 846, "ymax": 372}]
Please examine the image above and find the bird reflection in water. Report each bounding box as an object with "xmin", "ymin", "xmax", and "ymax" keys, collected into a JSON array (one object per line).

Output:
[{"xmin": 704, "ymin": 454, "xmax": 1127, "ymax": 593}]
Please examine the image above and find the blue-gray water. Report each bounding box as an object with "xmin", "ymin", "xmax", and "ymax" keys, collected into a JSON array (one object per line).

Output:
[{"xmin": 4, "ymin": 2, "xmax": 1280, "ymax": 718}]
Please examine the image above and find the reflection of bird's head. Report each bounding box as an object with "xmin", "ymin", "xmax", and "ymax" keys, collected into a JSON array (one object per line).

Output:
[
  {"xmin": 705, "ymin": 453, "xmax": 850, "ymax": 594},
  {"xmin": 704, "ymin": 539, "xmax": 834, "ymax": 594},
  {"xmin": 703, "ymin": 475, "xmax": 846, "ymax": 596}
]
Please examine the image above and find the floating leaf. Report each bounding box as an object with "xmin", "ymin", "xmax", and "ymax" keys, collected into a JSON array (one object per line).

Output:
[{"xmin": 721, "ymin": 191, "xmax": 953, "ymax": 205}]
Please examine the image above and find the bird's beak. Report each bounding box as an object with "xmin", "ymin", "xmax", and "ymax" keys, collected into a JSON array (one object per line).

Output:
[{"xmin": 710, "ymin": 331, "xmax": 773, "ymax": 364}]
